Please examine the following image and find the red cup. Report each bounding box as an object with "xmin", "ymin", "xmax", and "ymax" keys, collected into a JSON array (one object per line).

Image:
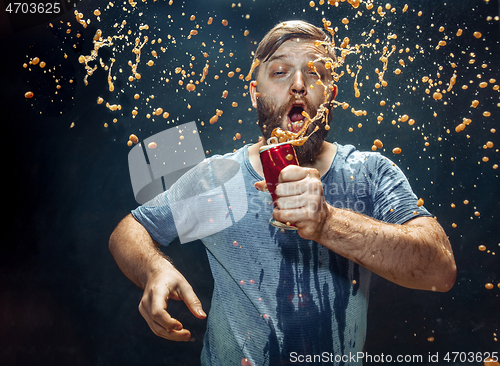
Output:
[{"xmin": 259, "ymin": 141, "xmax": 299, "ymax": 230}]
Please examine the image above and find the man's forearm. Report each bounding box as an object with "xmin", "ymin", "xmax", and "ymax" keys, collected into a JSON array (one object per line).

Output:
[
  {"xmin": 317, "ymin": 205, "xmax": 456, "ymax": 292},
  {"xmin": 109, "ymin": 214, "xmax": 172, "ymax": 289}
]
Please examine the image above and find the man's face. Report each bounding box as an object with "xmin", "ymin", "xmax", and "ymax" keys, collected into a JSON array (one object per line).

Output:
[{"xmin": 250, "ymin": 38, "xmax": 335, "ymax": 164}]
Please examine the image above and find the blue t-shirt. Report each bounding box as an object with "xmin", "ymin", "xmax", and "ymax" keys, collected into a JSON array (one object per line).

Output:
[{"xmin": 132, "ymin": 143, "xmax": 431, "ymax": 365}]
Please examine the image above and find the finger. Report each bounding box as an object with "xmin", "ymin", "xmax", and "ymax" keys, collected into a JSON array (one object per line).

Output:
[
  {"xmin": 273, "ymin": 207, "xmax": 301, "ymax": 224},
  {"xmin": 148, "ymin": 288, "xmax": 185, "ymax": 330},
  {"xmin": 278, "ymin": 165, "xmax": 305, "ymax": 183},
  {"xmin": 152, "ymin": 322, "xmax": 192, "ymax": 342},
  {"xmin": 275, "ymin": 194, "xmax": 307, "ymax": 210},
  {"xmin": 254, "ymin": 180, "xmax": 268, "ymax": 192},
  {"xmin": 279, "ymin": 166, "xmax": 319, "ymax": 183},
  {"xmin": 274, "ymin": 197, "xmax": 324, "ymax": 222},
  {"xmin": 177, "ymin": 281, "xmax": 207, "ymax": 319},
  {"xmin": 139, "ymin": 300, "xmax": 191, "ymax": 341},
  {"xmin": 275, "ymin": 181, "xmax": 303, "ymax": 197},
  {"xmin": 306, "ymin": 167, "xmax": 321, "ymax": 180}
]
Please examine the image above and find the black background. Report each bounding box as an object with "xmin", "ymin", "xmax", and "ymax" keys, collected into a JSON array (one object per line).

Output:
[{"xmin": 1, "ymin": 0, "xmax": 499, "ymax": 365}]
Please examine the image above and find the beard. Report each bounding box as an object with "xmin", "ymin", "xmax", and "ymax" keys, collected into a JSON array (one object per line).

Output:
[{"xmin": 257, "ymin": 94, "xmax": 332, "ymax": 165}]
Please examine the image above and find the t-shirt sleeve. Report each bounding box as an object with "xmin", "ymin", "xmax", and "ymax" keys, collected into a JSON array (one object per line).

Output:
[
  {"xmin": 370, "ymin": 155, "xmax": 432, "ymax": 225},
  {"xmin": 130, "ymin": 155, "xmax": 234, "ymax": 246},
  {"xmin": 131, "ymin": 192, "xmax": 179, "ymax": 247}
]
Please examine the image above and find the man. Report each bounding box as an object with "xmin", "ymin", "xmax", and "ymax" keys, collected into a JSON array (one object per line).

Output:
[{"xmin": 109, "ymin": 20, "xmax": 456, "ymax": 365}]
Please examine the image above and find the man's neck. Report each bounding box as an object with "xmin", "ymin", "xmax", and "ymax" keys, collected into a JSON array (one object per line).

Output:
[{"xmin": 248, "ymin": 140, "xmax": 337, "ymax": 179}]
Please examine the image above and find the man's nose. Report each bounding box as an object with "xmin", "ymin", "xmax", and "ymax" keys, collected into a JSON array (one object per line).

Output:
[{"xmin": 290, "ymin": 71, "xmax": 307, "ymax": 96}]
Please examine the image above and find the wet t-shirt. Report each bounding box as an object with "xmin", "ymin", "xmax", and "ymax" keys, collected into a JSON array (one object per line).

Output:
[{"xmin": 131, "ymin": 143, "xmax": 431, "ymax": 366}]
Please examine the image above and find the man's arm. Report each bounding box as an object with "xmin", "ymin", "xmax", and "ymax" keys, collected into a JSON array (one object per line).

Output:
[
  {"xmin": 256, "ymin": 165, "xmax": 457, "ymax": 292},
  {"xmin": 109, "ymin": 214, "xmax": 206, "ymax": 341},
  {"xmin": 313, "ymin": 208, "xmax": 455, "ymax": 292}
]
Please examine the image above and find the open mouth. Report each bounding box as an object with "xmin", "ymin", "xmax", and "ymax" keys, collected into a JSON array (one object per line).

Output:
[{"xmin": 287, "ymin": 105, "xmax": 306, "ymax": 133}]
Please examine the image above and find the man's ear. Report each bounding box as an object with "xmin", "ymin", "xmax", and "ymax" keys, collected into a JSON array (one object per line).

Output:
[
  {"xmin": 249, "ymin": 80, "xmax": 258, "ymax": 109},
  {"xmin": 331, "ymin": 84, "xmax": 338, "ymax": 100}
]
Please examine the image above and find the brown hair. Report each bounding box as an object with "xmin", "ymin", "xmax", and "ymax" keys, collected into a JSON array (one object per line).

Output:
[{"xmin": 252, "ymin": 20, "xmax": 336, "ymax": 77}]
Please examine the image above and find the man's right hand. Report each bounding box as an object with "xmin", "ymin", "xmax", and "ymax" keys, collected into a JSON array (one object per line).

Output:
[
  {"xmin": 138, "ymin": 266, "xmax": 207, "ymax": 341},
  {"xmin": 109, "ymin": 214, "xmax": 207, "ymax": 342}
]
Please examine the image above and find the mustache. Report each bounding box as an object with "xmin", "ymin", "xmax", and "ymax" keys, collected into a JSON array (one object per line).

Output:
[{"xmin": 258, "ymin": 95, "xmax": 316, "ymax": 132}]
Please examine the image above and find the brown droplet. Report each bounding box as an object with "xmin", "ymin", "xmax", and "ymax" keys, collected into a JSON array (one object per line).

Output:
[
  {"xmin": 433, "ymin": 92, "xmax": 443, "ymax": 100},
  {"xmin": 129, "ymin": 134, "xmax": 139, "ymax": 144}
]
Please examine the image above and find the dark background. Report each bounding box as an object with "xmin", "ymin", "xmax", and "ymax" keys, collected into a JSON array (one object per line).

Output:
[{"xmin": 1, "ymin": 0, "xmax": 499, "ymax": 365}]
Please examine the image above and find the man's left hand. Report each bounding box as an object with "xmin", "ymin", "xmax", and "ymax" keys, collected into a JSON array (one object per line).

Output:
[{"xmin": 255, "ymin": 165, "xmax": 330, "ymax": 241}]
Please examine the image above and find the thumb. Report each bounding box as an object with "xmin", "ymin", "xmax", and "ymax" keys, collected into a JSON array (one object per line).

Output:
[
  {"xmin": 254, "ymin": 180, "xmax": 268, "ymax": 192},
  {"xmin": 179, "ymin": 282, "xmax": 206, "ymax": 319}
]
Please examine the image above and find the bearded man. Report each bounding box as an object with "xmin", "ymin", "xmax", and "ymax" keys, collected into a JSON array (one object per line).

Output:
[{"xmin": 109, "ymin": 20, "xmax": 456, "ymax": 366}]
